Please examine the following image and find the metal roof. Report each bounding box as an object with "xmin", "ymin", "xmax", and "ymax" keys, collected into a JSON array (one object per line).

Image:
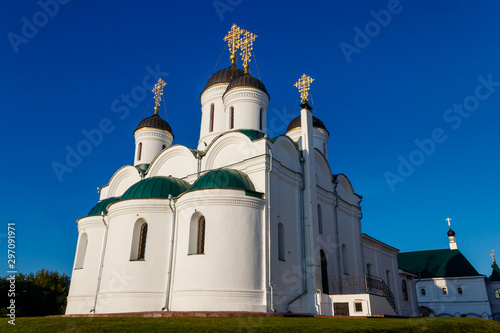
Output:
[
  {"xmin": 87, "ymin": 197, "xmax": 120, "ymax": 216},
  {"xmin": 224, "ymin": 73, "xmax": 269, "ymax": 97},
  {"xmin": 286, "ymin": 115, "xmax": 328, "ymax": 133},
  {"xmin": 121, "ymin": 176, "xmax": 190, "ymax": 200},
  {"xmin": 134, "ymin": 114, "xmax": 173, "ymax": 136},
  {"xmin": 203, "ymin": 63, "xmax": 245, "ymax": 92},
  {"xmin": 190, "ymin": 168, "xmax": 256, "ymax": 192},
  {"xmin": 490, "ymin": 262, "xmax": 500, "ymax": 282}
]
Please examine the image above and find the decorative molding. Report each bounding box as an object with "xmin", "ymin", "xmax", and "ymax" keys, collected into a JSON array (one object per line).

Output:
[
  {"xmin": 223, "ymin": 90, "xmax": 269, "ymax": 104},
  {"xmin": 176, "ymin": 192, "xmax": 264, "ymax": 211},
  {"xmin": 108, "ymin": 200, "xmax": 172, "ymax": 219}
]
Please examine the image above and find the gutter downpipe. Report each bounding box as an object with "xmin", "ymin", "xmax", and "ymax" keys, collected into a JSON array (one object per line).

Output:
[
  {"xmin": 266, "ymin": 146, "xmax": 276, "ymax": 312},
  {"xmin": 286, "ymin": 155, "xmax": 307, "ymax": 313},
  {"xmin": 163, "ymin": 194, "xmax": 176, "ymax": 311},
  {"xmin": 333, "ymin": 179, "xmax": 341, "ymax": 291},
  {"xmin": 358, "ymin": 196, "xmax": 366, "ymax": 274},
  {"xmin": 91, "ymin": 212, "xmax": 109, "ymax": 313}
]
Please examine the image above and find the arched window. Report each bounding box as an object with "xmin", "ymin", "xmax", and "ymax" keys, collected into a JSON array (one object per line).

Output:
[
  {"xmin": 230, "ymin": 107, "xmax": 234, "ymax": 129},
  {"xmin": 317, "ymin": 204, "xmax": 323, "ymax": 235},
  {"xmin": 138, "ymin": 223, "xmax": 148, "ymax": 260},
  {"xmin": 495, "ymin": 289, "xmax": 500, "ymax": 299},
  {"xmin": 342, "ymin": 244, "xmax": 348, "ymax": 274},
  {"xmin": 137, "ymin": 142, "xmax": 142, "ymax": 161},
  {"xmin": 209, "ymin": 104, "xmax": 214, "ymax": 132},
  {"xmin": 278, "ymin": 223, "xmax": 285, "ymax": 261},
  {"xmin": 457, "ymin": 287, "xmax": 463, "ymax": 295},
  {"xmin": 421, "ymin": 288, "xmax": 426, "ymax": 296},
  {"xmin": 386, "ymin": 270, "xmax": 391, "ymax": 289},
  {"xmin": 320, "ymin": 250, "xmax": 329, "ymax": 294},
  {"xmin": 366, "ymin": 263, "xmax": 372, "ymax": 276},
  {"xmin": 442, "ymin": 287, "xmax": 448, "ymax": 295},
  {"xmin": 162, "ymin": 144, "xmax": 167, "ymax": 150},
  {"xmin": 74, "ymin": 233, "xmax": 88, "ymax": 269},
  {"xmin": 197, "ymin": 216, "xmax": 205, "ymax": 254},
  {"xmin": 259, "ymin": 108, "xmax": 263, "ymax": 130},
  {"xmin": 402, "ymin": 279, "xmax": 408, "ymax": 301},
  {"xmin": 323, "ymin": 142, "xmax": 326, "ymax": 155}
]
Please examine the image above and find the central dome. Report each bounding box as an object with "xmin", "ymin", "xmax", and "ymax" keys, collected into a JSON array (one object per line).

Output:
[
  {"xmin": 224, "ymin": 73, "xmax": 268, "ymax": 97},
  {"xmin": 203, "ymin": 63, "xmax": 245, "ymax": 92}
]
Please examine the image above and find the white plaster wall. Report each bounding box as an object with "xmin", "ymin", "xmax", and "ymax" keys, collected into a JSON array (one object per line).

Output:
[
  {"xmin": 134, "ymin": 128, "xmax": 173, "ymax": 166},
  {"xmin": 66, "ymin": 216, "xmax": 105, "ymax": 314},
  {"xmin": 171, "ymin": 189, "xmax": 266, "ymax": 312},
  {"xmin": 487, "ymin": 281, "xmax": 500, "ymax": 318},
  {"xmin": 223, "ymin": 87, "xmax": 269, "ymax": 133},
  {"xmin": 102, "ymin": 166, "xmax": 141, "ymax": 200},
  {"xmin": 146, "ymin": 145, "xmax": 198, "ymax": 179},
  {"xmin": 199, "ymin": 84, "xmax": 230, "ymax": 149},
  {"xmin": 329, "ymin": 294, "xmax": 396, "ymax": 316}
]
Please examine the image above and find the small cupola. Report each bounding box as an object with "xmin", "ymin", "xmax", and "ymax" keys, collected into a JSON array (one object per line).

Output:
[
  {"xmin": 446, "ymin": 218, "xmax": 458, "ymax": 250},
  {"xmin": 134, "ymin": 78, "xmax": 173, "ymax": 166}
]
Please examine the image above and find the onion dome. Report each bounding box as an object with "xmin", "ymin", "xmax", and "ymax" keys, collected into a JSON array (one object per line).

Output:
[
  {"xmin": 203, "ymin": 63, "xmax": 245, "ymax": 92},
  {"xmin": 224, "ymin": 73, "xmax": 269, "ymax": 97},
  {"xmin": 447, "ymin": 228, "xmax": 456, "ymax": 237},
  {"xmin": 87, "ymin": 197, "xmax": 120, "ymax": 216},
  {"xmin": 286, "ymin": 115, "xmax": 328, "ymax": 133},
  {"xmin": 121, "ymin": 176, "xmax": 190, "ymax": 200},
  {"xmin": 134, "ymin": 113, "xmax": 173, "ymax": 137},
  {"xmin": 190, "ymin": 168, "xmax": 255, "ymax": 192}
]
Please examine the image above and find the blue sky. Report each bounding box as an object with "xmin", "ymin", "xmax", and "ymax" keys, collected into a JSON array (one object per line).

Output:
[{"xmin": 1, "ymin": 0, "xmax": 499, "ymax": 278}]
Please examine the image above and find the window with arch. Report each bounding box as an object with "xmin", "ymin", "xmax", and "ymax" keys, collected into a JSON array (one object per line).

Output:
[
  {"xmin": 189, "ymin": 214, "xmax": 206, "ymax": 254},
  {"xmin": 230, "ymin": 107, "xmax": 234, "ymax": 129},
  {"xmin": 209, "ymin": 103, "xmax": 214, "ymax": 132},
  {"xmin": 402, "ymin": 279, "xmax": 408, "ymax": 301},
  {"xmin": 457, "ymin": 287, "xmax": 463, "ymax": 295},
  {"xmin": 317, "ymin": 204, "xmax": 323, "ymax": 235},
  {"xmin": 342, "ymin": 244, "xmax": 348, "ymax": 274},
  {"xmin": 278, "ymin": 223, "xmax": 285, "ymax": 261},
  {"xmin": 137, "ymin": 142, "xmax": 142, "ymax": 161},
  {"xmin": 495, "ymin": 289, "xmax": 500, "ymax": 299},
  {"xmin": 421, "ymin": 288, "xmax": 426, "ymax": 296},
  {"xmin": 131, "ymin": 220, "xmax": 148, "ymax": 260},
  {"xmin": 74, "ymin": 233, "xmax": 88, "ymax": 269},
  {"xmin": 442, "ymin": 287, "xmax": 448, "ymax": 295},
  {"xmin": 259, "ymin": 108, "xmax": 263, "ymax": 130},
  {"xmin": 197, "ymin": 216, "xmax": 205, "ymax": 254},
  {"xmin": 162, "ymin": 144, "xmax": 167, "ymax": 150},
  {"xmin": 320, "ymin": 250, "xmax": 329, "ymax": 294},
  {"xmin": 323, "ymin": 142, "xmax": 326, "ymax": 155},
  {"xmin": 366, "ymin": 263, "xmax": 372, "ymax": 276}
]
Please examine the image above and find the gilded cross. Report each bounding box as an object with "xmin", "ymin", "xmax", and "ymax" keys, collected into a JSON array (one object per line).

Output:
[
  {"xmin": 294, "ymin": 74, "xmax": 314, "ymax": 103},
  {"xmin": 224, "ymin": 24, "xmax": 244, "ymax": 58},
  {"xmin": 445, "ymin": 217, "xmax": 452, "ymax": 228},
  {"xmin": 152, "ymin": 78, "xmax": 166, "ymax": 113},
  {"xmin": 491, "ymin": 250, "xmax": 496, "ymax": 263},
  {"xmin": 239, "ymin": 30, "xmax": 257, "ymax": 72}
]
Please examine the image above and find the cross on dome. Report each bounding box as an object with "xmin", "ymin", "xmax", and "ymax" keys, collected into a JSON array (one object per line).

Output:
[
  {"xmin": 445, "ymin": 217, "xmax": 452, "ymax": 228},
  {"xmin": 224, "ymin": 24, "xmax": 244, "ymax": 64},
  {"xmin": 152, "ymin": 78, "xmax": 167, "ymax": 114},
  {"xmin": 295, "ymin": 74, "xmax": 314, "ymax": 104},
  {"xmin": 491, "ymin": 250, "xmax": 496, "ymax": 263}
]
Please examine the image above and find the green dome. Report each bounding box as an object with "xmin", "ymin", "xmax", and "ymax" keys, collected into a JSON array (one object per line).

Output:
[
  {"xmin": 87, "ymin": 197, "xmax": 120, "ymax": 216},
  {"xmin": 190, "ymin": 169, "xmax": 255, "ymax": 192},
  {"xmin": 121, "ymin": 176, "xmax": 190, "ymax": 200}
]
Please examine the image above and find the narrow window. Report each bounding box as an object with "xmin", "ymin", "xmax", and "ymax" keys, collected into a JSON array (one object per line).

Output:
[
  {"xmin": 323, "ymin": 142, "xmax": 326, "ymax": 155},
  {"xmin": 317, "ymin": 204, "xmax": 323, "ymax": 235},
  {"xmin": 278, "ymin": 223, "xmax": 285, "ymax": 261},
  {"xmin": 74, "ymin": 233, "xmax": 88, "ymax": 269},
  {"xmin": 230, "ymin": 107, "xmax": 234, "ymax": 129},
  {"xmin": 259, "ymin": 108, "xmax": 263, "ymax": 130},
  {"xmin": 137, "ymin": 142, "xmax": 142, "ymax": 161},
  {"xmin": 320, "ymin": 250, "xmax": 329, "ymax": 294},
  {"xmin": 386, "ymin": 270, "xmax": 391, "ymax": 289},
  {"xmin": 354, "ymin": 302, "xmax": 363, "ymax": 312},
  {"xmin": 457, "ymin": 287, "xmax": 463, "ymax": 295},
  {"xmin": 402, "ymin": 279, "xmax": 408, "ymax": 301},
  {"xmin": 138, "ymin": 223, "xmax": 148, "ymax": 260},
  {"xmin": 366, "ymin": 263, "xmax": 372, "ymax": 276},
  {"xmin": 342, "ymin": 244, "xmax": 348, "ymax": 274},
  {"xmin": 442, "ymin": 287, "xmax": 447, "ymax": 295},
  {"xmin": 209, "ymin": 104, "xmax": 214, "ymax": 132},
  {"xmin": 197, "ymin": 216, "xmax": 205, "ymax": 254},
  {"xmin": 495, "ymin": 289, "xmax": 500, "ymax": 299},
  {"xmin": 162, "ymin": 144, "xmax": 167, "ymax": 150},
  {"xmin": 421, "ymin": 288, "xmax": 426, "ymax": 296}
]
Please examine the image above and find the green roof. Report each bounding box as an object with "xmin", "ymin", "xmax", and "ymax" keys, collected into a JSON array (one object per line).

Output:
[
  {"xmin": 87, "ymin": 197, "xmax": 120, "ymax": 216},
  {"xmin": 190, "ymin": 168, "xmax": 256, "ymax": 192},
  {"xmin": 398, "ymin": 249, "xmax": 480, "ymax": 278},
  {"xmin": 235, "ymin": 129, "xmax": 265, "ymax": 141},
  {"xmin": 490, "ymin": 262, "xmax": 500, "ymax": 282},
  {"xmin": 121, "ymin": 176, "xmax": 190, "ymax": 200}
]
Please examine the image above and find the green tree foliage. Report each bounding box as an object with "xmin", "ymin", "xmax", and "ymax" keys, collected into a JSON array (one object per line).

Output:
[{"xmin": 0, "ymin": 269, "xmax": 70, "ymax": 317}]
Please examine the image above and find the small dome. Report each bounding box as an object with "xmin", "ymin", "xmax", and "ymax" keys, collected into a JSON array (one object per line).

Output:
[
  {"xmin": 286, "ymin": 115, "xmax": 328, "ymax": 133},
  {"xmin": 203, "ymin": 63, "xmax": 245, "ymax": 92},
  {"xmin": 190, "ymin": 168, "xmax": 256, "ymax": 192},
  {"xmin": 121, "ymin": 176, "xmax": 190, "ymax": 200},
  {"xmin": 224, "ymin": 73, "xmax": 269, "ymax": 97},
  {"xmin": 87, "ymin": 197, "xmax": 120, "ymax": 216},
  {"xmin": 134, "ymin": 114, "xmax": 173, "ymax": 136},
  {"xmin": 447, "ymin": 228, "xmax": 456, "ymax": 237}
]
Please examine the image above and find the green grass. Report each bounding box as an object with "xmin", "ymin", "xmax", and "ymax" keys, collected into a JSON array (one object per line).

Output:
[{"xmin": 2, "ymin": 316, "xmax": 499, "ymax": 332}]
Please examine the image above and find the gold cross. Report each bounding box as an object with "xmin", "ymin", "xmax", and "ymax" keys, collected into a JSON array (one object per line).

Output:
[
  {"xmin": 239, "ymin": 30, "xmax": 257, "ymax": 72},
  {"xmin": 491, "ymin": 250, "xmax": 496, "ymax": 263},
  {"xmin": 152, "ymin": 78, "xmax": 166, "ymax": 113},
  {"xmin": 445, "ymin": 217, "xmax": 452, "ymax": 228},
  {"xmin": 224, "ymin": 24, "xmax": 244, "ymax": 60},
  {"xmin": 294, "ymin": 74, "xmax": 314, "ymax": 103}
]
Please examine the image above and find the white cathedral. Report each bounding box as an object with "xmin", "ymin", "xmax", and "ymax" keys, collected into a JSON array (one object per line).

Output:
[{"xmin": 65, "ymin": 25, "xmax": 421, "ymax": 317}]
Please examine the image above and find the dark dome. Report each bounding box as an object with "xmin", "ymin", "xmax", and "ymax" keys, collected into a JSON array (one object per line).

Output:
[
  {"xmin": 134, "ymin": 113, "xmax": 173, "ymax": 136},
  {"xmin": 286, "ymin": 115, "xmax": 328, "ymax": 133},
  {"xmin": 203, "ymin": 63, "xmax": 245, "ymax": 91},
  {"xmin": 447, "ymin": 228, "xmax": 456, "ymax": 237},
  {"xmin": 224, "ymin": 73, "xmax": 269, "ymax": 97}
]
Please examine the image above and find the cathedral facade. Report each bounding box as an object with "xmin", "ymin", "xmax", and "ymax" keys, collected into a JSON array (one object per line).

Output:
[{"xmin": 65, "ymin": 25, "xmax": 418, "ymax": 317}]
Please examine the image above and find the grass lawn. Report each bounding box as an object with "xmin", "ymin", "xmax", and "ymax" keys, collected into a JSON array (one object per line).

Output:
[{"xmin": 2, "ymin": 316, "xmax": 500, "ymax": 332}]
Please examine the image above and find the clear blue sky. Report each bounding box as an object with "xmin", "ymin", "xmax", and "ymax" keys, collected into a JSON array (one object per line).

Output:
[{"xmin": 1, "ymin": 0, "xmax": 499, "ymax": 277}]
